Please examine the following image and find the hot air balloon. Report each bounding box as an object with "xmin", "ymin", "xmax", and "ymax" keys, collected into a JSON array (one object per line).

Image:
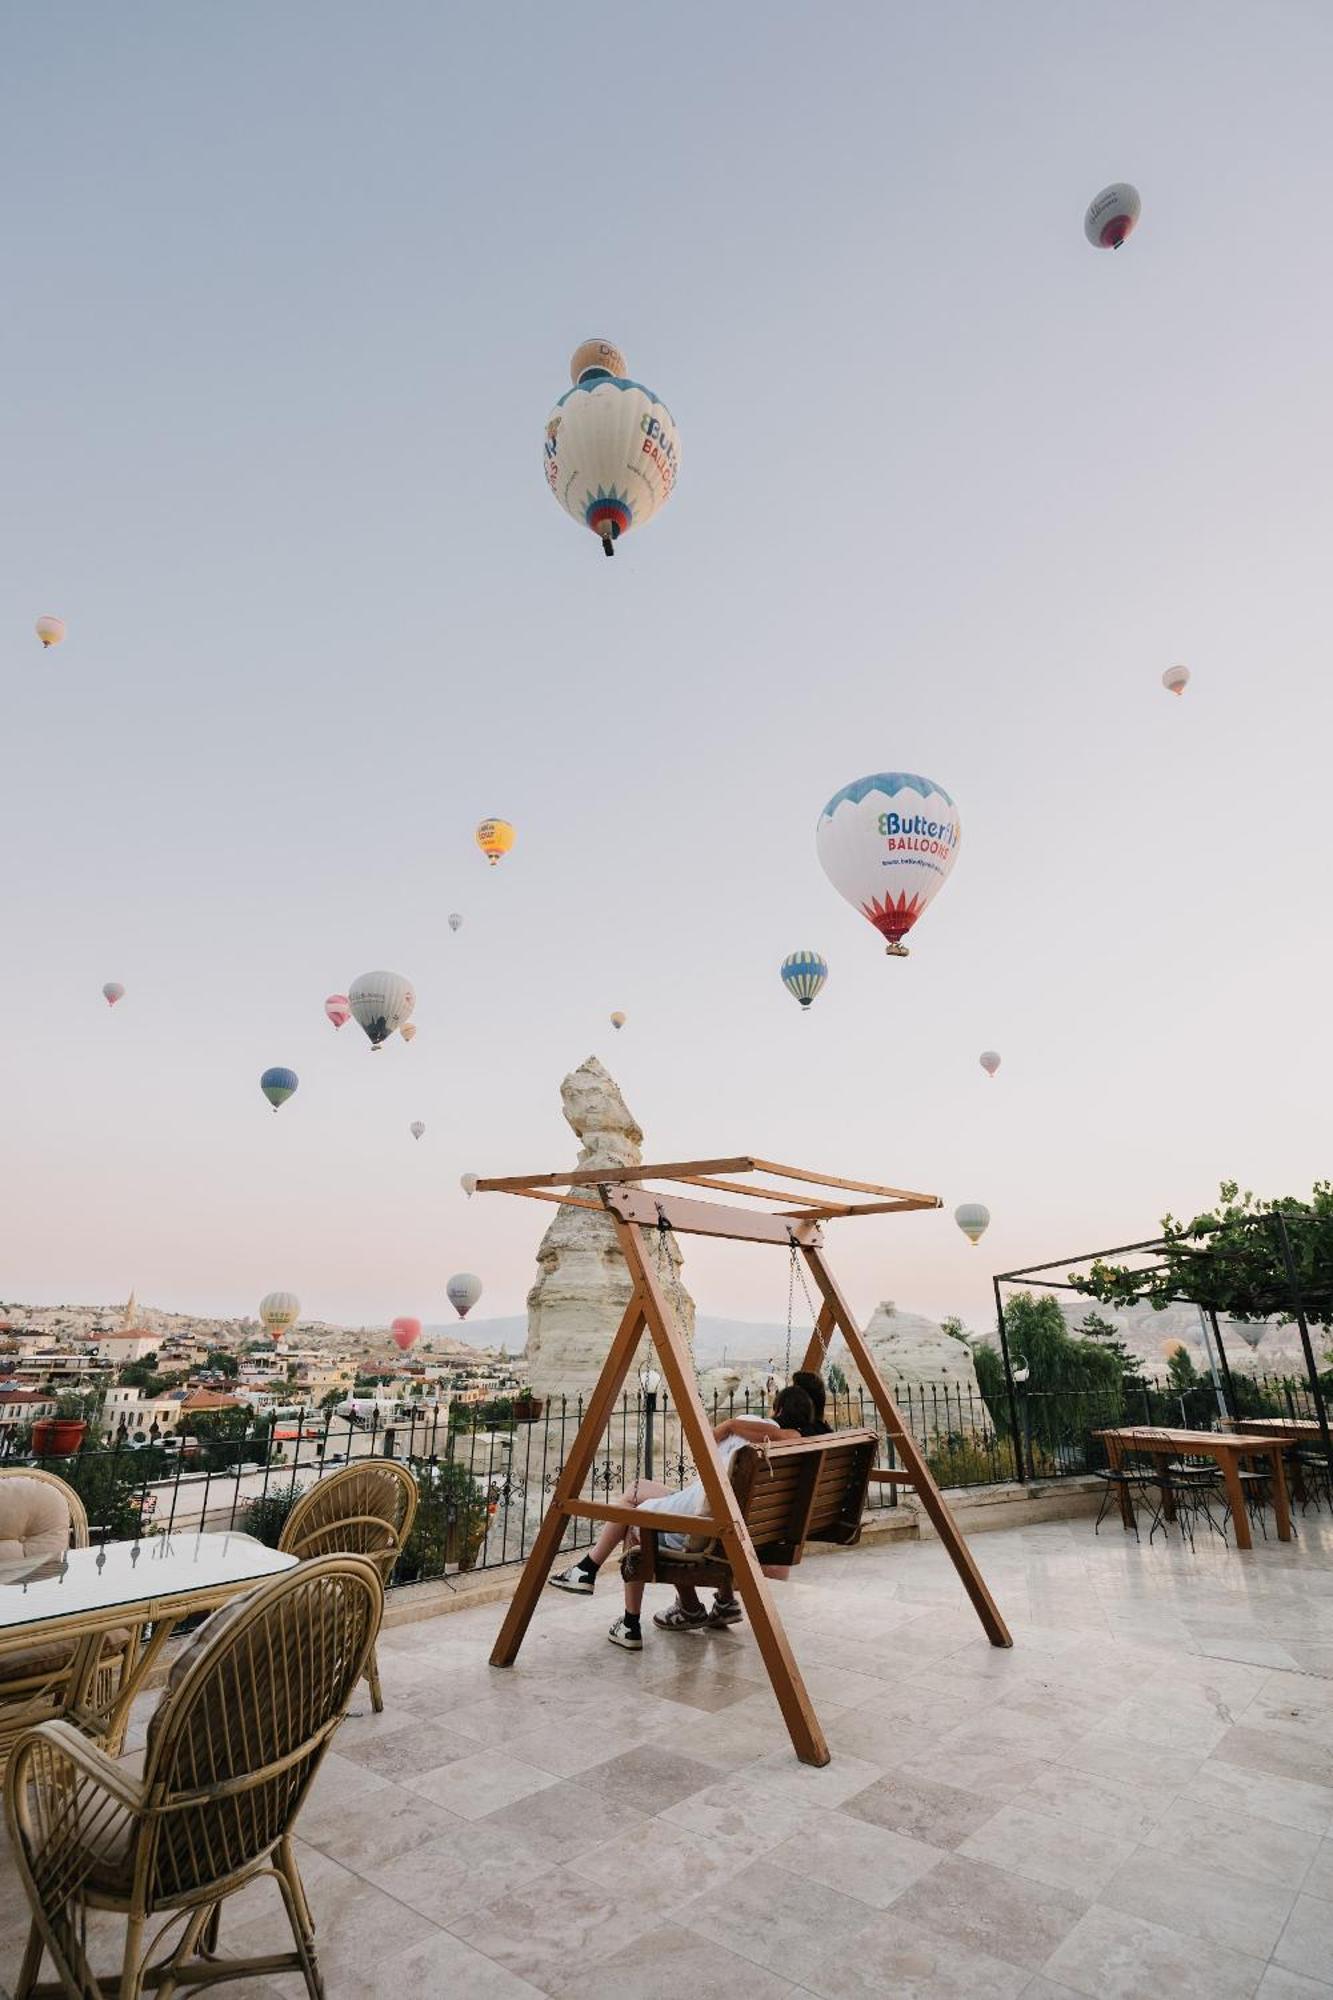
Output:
[
  {"xmin": 447, "ymin": 1272, "xmax": 482, "ymax": 1319},
  {"xmin": 400, "ymin": 1023, "xmax": 417, "ymax": 1044},
  {"xmin": 817, "ymin": 773, "xmax": 960, "ymax": 958},
  {"xmin": 545, "ymin": 340, "xmax": 679, "ymax": 556},
  {"xmin": 460, "ymin": 1172, "xmax": 478, "ymax": 1198},
  {"xmin": 410, "ymin": 1120, "xmax": 425, "ymax": 1141},
  {"xmin": 448, "ymin": 912, "xmax": 463, "ymax": 933},
  {"xmin": 260, "ymin": 1067, "xmax": 299, "ymax": 1112},
  {"xmin": 348, "ymin": 971, "xmax": 415, "ymax": 1051},
  {"xmin": 1162, "ymin": 664, "xmax": 1190, "ymax": 697},
  {"xmin": 979, "ymin": 1050, "xmax": 1001, "ymax": 1077},
  {"xmin": 780, "ymin": 950, "xmax": 828, "ymax": 1011},
  {"xmin": 35, "ymin": 616, "xmax": 66, "ymax": 649},
  {"xmin": 259, "ymin": 1291, "xmax": 300, "ymax": 1340},
  {"xmin": 1084, "ymin": 183, "xmax": 1140, "ymax": 250},
  {"xmin": 476, "ymin": 820, "xmax": 515, "ymax": 867},
  {"xmin": 102, "ymin": 982, "xmax": 125, "ymax": 1008},
  {"xmin": 610, "ymin": 1011, "xmax": 626, "ymax": 1031},
  {"xmin": 954, "ymin": 1203, "xmax": 990, "ymax": 1247},
  {"xmin": 324, "ymin": 994, "xmax": 351, "ymax": 1029},
  {"xmin": 391, "ymin": 1315, "xmax": 422, "ymax": 1353},
  {"xmin": 1234, "ymin": 1321, "xmax": 1267, "ymax": 1351}
]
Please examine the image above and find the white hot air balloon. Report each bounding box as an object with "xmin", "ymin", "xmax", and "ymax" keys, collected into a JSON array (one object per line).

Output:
[
  {"xmin": 817, "ymin": 772, "xmax": 960, "ymax": 957},
  {"xmin": 259, "ymin": 1291, "xmax": 300, "ymax": 1341},
  {"xmin": 979, "ymin": 1050, "xmax": 1001, "ymax": 1077},
  {"xmin": 410, "ymin": 1120, "xmax": 425, "ymax": 1141},
  {"xmin": 460, "ymin": 1172, "xmax": 478, "ymax": 1198},
  {"xmin": 544, "ymin": 340, "xmax": 679, "ymax": 556},
  {"xmin": 954, "ymin": 1204, "xmax": 991, "ymax": 1247},
  {"xmin": 1233, "ymin": 1321, "xmax": 1267, "ymax": 1351},
  {"xmin": 1162, "ymin": 664, "xmax": 1190, "ymax": 697},
  {"xmin": 102, "ymin": 981, "xmax": 125, "ymax": 1008},
  {"xmin": 35, "ymin": 615, "xmax": 66, "ymax": 650},
  {"xmin": 348, "ymin": 970, "xmax": 415, "ymax": 1051},
  {"xmin": 447, "ymin": 1272, "xmax": 482, "ymax": 1319},
  {"xmin": 448, "ymin": 912, "xmax": 463, "ymax": 933},
  {"xmin": 1084, "ymin": 182, "xmax": 1141, "ymax": 250}
]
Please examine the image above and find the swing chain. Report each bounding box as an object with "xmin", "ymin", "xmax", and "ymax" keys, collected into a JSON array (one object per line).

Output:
[{"xmin": 784, "ymin": 1230, "xmax": 830, "ymax": 1384}]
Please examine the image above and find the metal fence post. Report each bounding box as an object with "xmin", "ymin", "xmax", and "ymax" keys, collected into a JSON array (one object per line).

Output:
[{"xmin": 992, "ymin": 1279, "xmax": 1026, "ymax": 1484}]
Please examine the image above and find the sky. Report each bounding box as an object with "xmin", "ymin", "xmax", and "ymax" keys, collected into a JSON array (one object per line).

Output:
[{"xmin": 3, "ymin": 2, "xmax": 1333, "ymax": 1341}]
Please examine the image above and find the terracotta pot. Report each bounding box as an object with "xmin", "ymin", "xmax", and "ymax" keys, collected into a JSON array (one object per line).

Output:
[{"xmin": 31, "ymin": 1417, "xmax": 87, "ymax": 1456}]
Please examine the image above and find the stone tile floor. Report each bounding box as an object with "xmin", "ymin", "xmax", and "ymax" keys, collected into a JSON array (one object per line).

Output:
[{"xmin": 3, "ymin": 1511, "xmax": 1333, "ymax": 1997}]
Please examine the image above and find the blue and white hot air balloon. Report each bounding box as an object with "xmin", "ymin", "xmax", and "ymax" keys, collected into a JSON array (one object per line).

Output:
[
  {"xmin": 544, "ymin": 340, "xmax": 679, "ymax": 557},
  {"xmin": 260, "ymin": 1067, "xmax": 299, "ymax": 1113},
  {"xmin": 816, "ymin": 773, "xmax": 960, "ymax": 958},
  {"xmin": 780, "ymin": 950, "xmax": 829, "ymax": 1011}
]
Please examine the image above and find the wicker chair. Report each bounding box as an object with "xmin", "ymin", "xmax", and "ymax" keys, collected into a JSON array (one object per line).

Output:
[
  {"xmin": 0, "ymin": 1469, "xmax": 134, "ymax": 1776},
  {"xmin": 278, "ymin": 1460, "xmax": 417, "ymax": 1713},
  {"xmin": 4, "ymin": 1552, "xmax": 384, "ymax": 2000}
]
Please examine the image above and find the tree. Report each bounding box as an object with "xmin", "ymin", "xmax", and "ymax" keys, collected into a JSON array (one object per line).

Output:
[
  {"xmin": 1076, "ymin": 1309, "xmax": 1144, "ymax": 1378},
  {"xmin": 205, "ymin": 1350, "xmax": 239, "ymax": 1379},
  {"xmin": 997, "ymin": 1294, "xmax": 1123, "ymax": 1396},
  {"xmin": 939, "ymin": 1316, "xmax": 972, "ymax": 1346},
  {"xmin": 1070, "ymin": 1180, "xmax": 1333, "ymax": 1330},
  {"xmin": 1166, "ymin": 1343, "xmax": 1200, "ymax": 1391},
  {"xmin": 825, "ymin": 1360, "xmax": 848, "ymax": 1394}
]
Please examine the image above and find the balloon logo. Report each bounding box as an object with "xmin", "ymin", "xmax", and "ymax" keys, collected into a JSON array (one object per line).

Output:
[
  {"xmin": 102, "ymin": 982, "xmax": 125, "ymax": 1008},
  {"xmin": 476, "ymin": 820, "xmax": 515, "ymax": 867},
  {"xmin": 545, "ymin": 341, "xmax": 679, "ymax": 556},
  {"xmin": 260, "ymin": 1067, "xmax": 299, "ymax": 1112},
  {"xmin": 410, "ymin": 1120, "xmax": 425, "ymax": 1141},
  {"xmin": 780, "ymin": 951, "xmax": 828, "ymax": 1011},
  {"xmin": 1162, "ymin": 664, "xmax": 1190, "ymax": 697},
  {"xmin": 955, "ymin": 1203, "xmax": 991, "ymax": 1247},
  {"xmin": 391, "ymin": 1316, "xmax": 422, "ymax": 1353},
  {"xmin": 35, "ymin": 616, "xmax": 66, "ymax": 649},
  {"xmin": 348, "ymin": 971, "xmax": 415, "ymax": 1051},
  {"xmin": 610, "ymin": 1011, "xmax": 626, "ymax": 1031},
  {"xmin": 259, "ymin": 1291, "xmax": 300, "ymax": 1340},
  {"xmin": 817, "ymin": 773, "xmax": 960, "ymax": 958},
  {"xmin": 979, "ymin": 1050, "xmax": 1001, "ymax": 1077},
  {"xmin": 460, "ymin": 1173, "xmax": 478, "ymax": 1198},
  {"xmin": 447, "ymin": 1272, "xmax": 482, "ymax": 1319},
  {"xmin": 448, "ymin": 912, "xmax": 463, "ymax": 933},
  {"xmin": 325, "ymin": 994, "xmax": 351, "ymax": 1030},
  {"xmin": 1084, "ymin": 182, "xmax": 1141, "ymax": 250}
]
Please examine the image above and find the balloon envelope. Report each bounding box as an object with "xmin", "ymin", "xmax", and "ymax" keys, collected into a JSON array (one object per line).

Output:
[
  {"xmin": 610, "ymin": 1011, "xmax": 626, "ymax": 1030},
  {"xmin": 954, "ymin": 1203, "xmax": 991, "ymax": 1246},
  {"xmin": 35, "ymin": 615, "xmax": 66, "ymax": 649},
  {"xmin": 260, "ymin": 1066, "xmax": 299, "ymax": 1111},
  {"xmin": 259, "ymin": 1291, "xmax": 300, "ymax": 1340},
  {"xmin": 1084, "ymin": 182, "xmax": 1140, "ymax": 249},
  {"xmin": 979, "ymin": 1050, "xmax": 1001, "ymax": 1077},
  {"xmin": 447, "ymin": 1272, "xmax": 482, "ymax": 1319},
  {"xmin": 780, "ymin": 950, "xmax": 828, "ymax": 1010},
  {"xmin": 102, "ymin": 981, "xmax": 125, "ymax": 1007},
  {"xmin": 410, "ymin": 1120, "xmax": 425, "ymax": 1140},
  {"xmin": 448, "ymin": 912, "xmax": 463, "ymax": 932},
  {"xmin": 324, "ymin": 994, "xmax": 351, "ymax": 1029},
  {"xmin": 348, "ymin": 971, "xmax": 415, "ymax": 1050},
  {"xmin": 545, "ymin": 346, "xmax": 679, "ymax": 556},
  {"xmin": 400, "ymin": 1023, "xmax": 417, "ymax": 1044},
  {"xmin": 817, "ymin": 773, "xmax": 960, "ymax": 956},
  {"xmin": 391, "ymin": 1315, "xmax": 422, "ymax": 1353},
  {"xmin": 461, "ymin": 1173, "xmax": 478, "ymax": 1198},
  {"xmin": 475, "ymin": 820, "xmax": 515, "ymax": 867},
  {"xmin": 1162, "ymin": 664, "xmax": 1190, "ymax": 697}
]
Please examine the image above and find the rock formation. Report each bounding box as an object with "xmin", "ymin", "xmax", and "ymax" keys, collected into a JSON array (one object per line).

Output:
[
  {"xmin": 523, "ymin": 1056, "xmax": 695, "ymax": 1404},
  {"xmin": 848, "ymin": 1299, "xmax": 989, "ymax": 1437}
]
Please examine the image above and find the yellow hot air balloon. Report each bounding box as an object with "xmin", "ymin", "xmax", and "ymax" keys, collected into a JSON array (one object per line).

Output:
[
  {"xmin": 400, "ymin": 1022, "xmax": 417, "ymax": 1043},
  {"xmin": 476, "ymin": 819, "xmax": 515, "ymax": 867},
  {"xmin": 610, "ymin": 1011, "xmax": 626, "ymax": 1031},
  {"xmin": 35, "ymin": 616, "xmax": 66, "ymax": 650}
]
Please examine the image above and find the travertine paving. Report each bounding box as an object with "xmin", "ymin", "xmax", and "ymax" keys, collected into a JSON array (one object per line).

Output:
[{"xmin": 2, "ymin": 1512, "xmax": 1332, "ymax": 1998}]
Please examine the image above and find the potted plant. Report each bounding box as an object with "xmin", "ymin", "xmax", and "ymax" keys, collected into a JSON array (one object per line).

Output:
[{"xmin": 32, "ymin": 1393, "xmax": 90, "ymax": 1457}]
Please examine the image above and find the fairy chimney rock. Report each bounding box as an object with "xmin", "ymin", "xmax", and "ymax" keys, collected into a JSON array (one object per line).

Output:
[
  {"xmin": 523, "ymin": 1057, "xmax": 695, "ymax": 1402},
  {"xmin": 850, "ymin": 1299, "xmax": 988, "ymax": 1435}
]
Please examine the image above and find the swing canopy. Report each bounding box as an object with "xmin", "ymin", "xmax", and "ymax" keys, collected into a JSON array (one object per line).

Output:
[{"xmin": 475, "ymin": 1154, "xmax": 942, "ymax": 1231}]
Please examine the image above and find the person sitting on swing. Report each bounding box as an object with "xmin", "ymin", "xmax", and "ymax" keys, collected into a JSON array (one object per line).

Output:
[{"xmin": 548, "ymin": 1383, "xmax": 816, "ymax": 1650}]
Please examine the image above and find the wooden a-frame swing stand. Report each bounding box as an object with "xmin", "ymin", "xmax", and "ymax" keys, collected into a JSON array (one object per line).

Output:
[{"xmin": 480, "ymin": 1155, "xmax": 1012, "ymax": 1766}]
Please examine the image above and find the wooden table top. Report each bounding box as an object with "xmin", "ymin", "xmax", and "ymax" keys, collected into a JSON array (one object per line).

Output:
[
  {"xmin": 1219, "ymin": 1417, "xmax": 1326, "ymax": 1438},
  {"xmin": 1093, "ymin": 1427, "xmax": 1286, "ymax": 1452}
]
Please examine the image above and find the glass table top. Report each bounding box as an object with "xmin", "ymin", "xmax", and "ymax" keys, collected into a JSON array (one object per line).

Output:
[{"xmin": 0, "ymin": 1532, "xmax": 297, "ymax": 1631}]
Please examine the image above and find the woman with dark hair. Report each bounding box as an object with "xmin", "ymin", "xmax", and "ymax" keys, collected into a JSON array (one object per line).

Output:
[
  {"xmin": 548, "ymin": 1384, "xmax": 815, "ymax": 1650},
  {"xmin": 792, "ymin": 1369, "xmax": 833, "ymax": 1434}
]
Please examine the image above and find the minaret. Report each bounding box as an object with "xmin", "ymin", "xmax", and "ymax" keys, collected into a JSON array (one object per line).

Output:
[{"xmin": 122, "ymin": 1288, "xmax": 138, "ymax": 1329}]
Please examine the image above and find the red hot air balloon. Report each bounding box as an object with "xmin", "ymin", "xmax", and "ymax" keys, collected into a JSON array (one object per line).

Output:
[
  {"xmin": 325, "ymin": 994, "xmax": 351, "ymax": 1030},
  {"xmin": 391, "ymin": 1316, "xmax": 422, "ymax": 1353}
]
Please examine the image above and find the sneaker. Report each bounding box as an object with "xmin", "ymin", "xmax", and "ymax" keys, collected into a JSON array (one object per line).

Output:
[
  {"xmin": 548, "ymin": 1562, "xmax": 596, "ymax": 1594},
  {"xmin": 653, "ymin": 1603, "xmax": 709, "ymax": 1632},
  {"xmin": 608, "ymin": 1617, "xmax": 643, "ymax": 1650},
  {"xmin": 707, "ymin": 1595, "xmax": 743, "ymax": 1627}
]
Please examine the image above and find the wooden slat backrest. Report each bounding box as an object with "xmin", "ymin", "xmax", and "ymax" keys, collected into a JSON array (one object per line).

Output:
[{"xmin": 706, "ymin": 1430, "xmax": 878, "ymax": 1559}]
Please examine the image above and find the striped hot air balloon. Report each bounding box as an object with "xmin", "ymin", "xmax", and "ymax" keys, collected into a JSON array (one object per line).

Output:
[
  {"xmin": 324, "ymin": 994, "xmax": 351, "ymax": 1029},
  {"xmin": 954, "ymin": 1203, "xmax": 991, "ymax": 1247},
  {"xmin": 780, "ymin": 951, "xmax": 829, "ymax": 1011},
  {"xmin": 259, "ymin": 1291, "xmax": 300, "ymax": 1340}
]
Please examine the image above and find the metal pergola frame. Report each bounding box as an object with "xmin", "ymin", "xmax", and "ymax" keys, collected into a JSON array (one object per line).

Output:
[{"xmin": 992, "ymin": 1211, "xmax": 1333, "ymax": 1482}]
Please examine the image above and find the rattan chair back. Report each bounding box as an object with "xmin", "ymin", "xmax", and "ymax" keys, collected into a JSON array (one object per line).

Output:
[
  {"xmin": 0, "ymin": 1465, "xmax": 90, "ymax": 1549},
  {"xmin": 278, "ymin": 1459, "xmax": 419, "ymax": 1585}
]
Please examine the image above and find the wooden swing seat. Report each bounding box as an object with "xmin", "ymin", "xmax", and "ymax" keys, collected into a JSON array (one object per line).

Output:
[{"xmin": 621, "ymin": 1429, "xmax": 878, "ymax": 1591}]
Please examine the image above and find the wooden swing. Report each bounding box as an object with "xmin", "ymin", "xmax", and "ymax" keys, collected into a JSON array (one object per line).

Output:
[{"xmin": 481, "ymin": 1154, "xmax": 1012, "ymax": 1767}]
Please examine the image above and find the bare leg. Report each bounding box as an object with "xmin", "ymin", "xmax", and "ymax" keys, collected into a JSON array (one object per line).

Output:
[{"xmin": 584, "ymin": 1479, "xmax": 671, "ymax": 1566}]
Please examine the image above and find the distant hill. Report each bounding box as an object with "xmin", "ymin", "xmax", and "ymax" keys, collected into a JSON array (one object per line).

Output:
[{"xmin": 427, "ymin": 1315, "xmax": 788, "ymax": 1367}]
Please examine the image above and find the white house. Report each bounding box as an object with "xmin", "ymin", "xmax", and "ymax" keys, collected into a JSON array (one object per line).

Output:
[{"xmin": 100, "ymin": 1387, "xmax": 182, "ymax": 1441}]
